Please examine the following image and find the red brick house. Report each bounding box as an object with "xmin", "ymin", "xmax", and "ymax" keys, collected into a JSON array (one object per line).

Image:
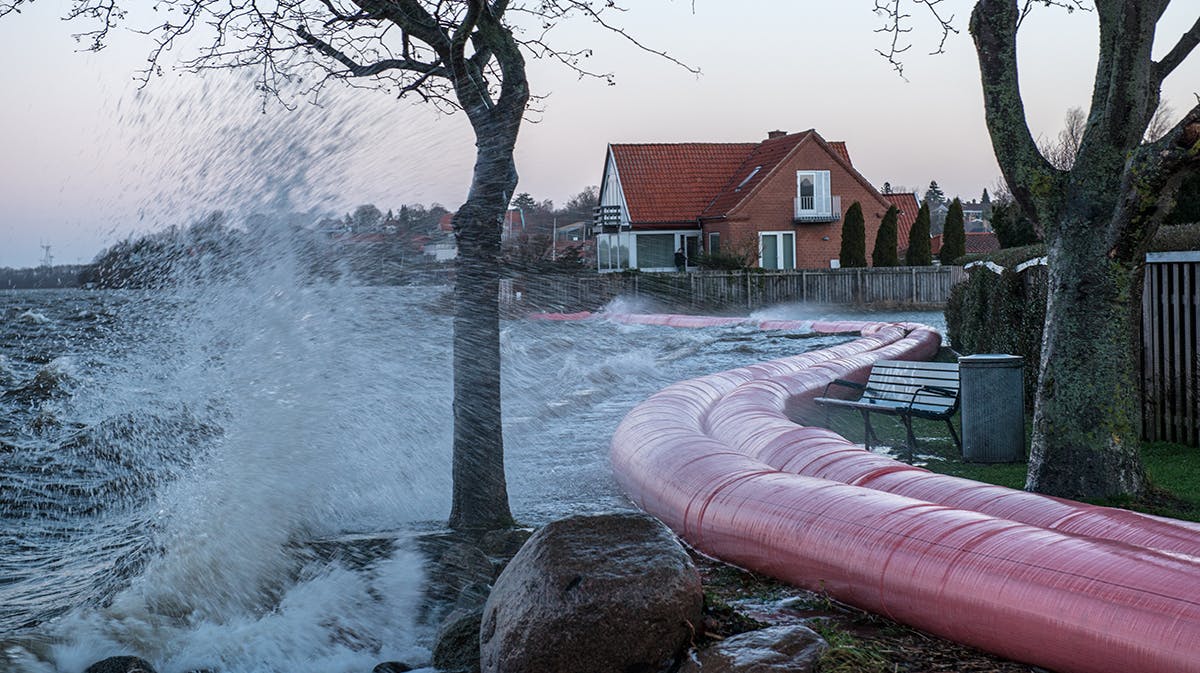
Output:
[{"xmin": 594, "ymin": 130, "xmax": 919, "ymax": 271}]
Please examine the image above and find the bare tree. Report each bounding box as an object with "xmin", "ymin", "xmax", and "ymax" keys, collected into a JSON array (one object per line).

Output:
[
  {"xmin": 1145, "ymin": 100, "xmax": 1177, "ymax": 142},
  {"xmin": 0, "ymin": 0, "xmax": 690, "ymax": 530},
  {"xmin": 877, "ymin": 0, "xmax": 1200, "ymax": 500},
  {"xmin": 1039, "ymin": 105, "xmax": 1087, "ymax": 171}
]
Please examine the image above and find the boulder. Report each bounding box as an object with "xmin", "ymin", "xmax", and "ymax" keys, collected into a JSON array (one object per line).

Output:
[
  {"xmin": 433, "ymin": 608, "xmax": 484, "ymax": 673},
  {"xmin": 679, "ymin": 625, "xmax": 828, "ymax": 673},
  {"xmin": 480, "ymin": 513, "xmax": 703, "ymax": 673},
  {"xmin": 84, "ymin": 657, "xmax": 156, "ymax": 673}
]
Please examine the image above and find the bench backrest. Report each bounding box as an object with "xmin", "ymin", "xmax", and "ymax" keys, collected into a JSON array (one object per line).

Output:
[{"xmin": 863, "ymin": 360, "xmax": 960, "ymax": 413}]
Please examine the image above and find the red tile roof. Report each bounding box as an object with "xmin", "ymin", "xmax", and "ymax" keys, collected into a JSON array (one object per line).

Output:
[
  {"xmin": 965, "ymin": 231, "xmax": 1001, "ymax": 254},
  {"xmin": 609, "ymin": 143, "xmax": 757, "ymax": 225},
  {"xmin": 828, "ymin": 141, "xmax": 851, "ymax": 166},
  {"xmin": 701, "ymin": 133, "xmax": 814, "ymax": 219},
  {"xmin": 884, "ymin": 192, "xmax": 920, "ymax": 251}
]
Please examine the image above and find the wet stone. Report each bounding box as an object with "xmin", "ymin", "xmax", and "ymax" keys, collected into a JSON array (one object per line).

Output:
[
  {"xmin": 480, "ymin": 512, "xmax": 703, "ymax": 673},
  {"xmin": 372, "ymin": 662, "xmax": 414, "ymax": 673},
  {"xmin": 433, "ymin": 608, "xmax": 484, "ymax": 673},
  {"xmin": 680, "ymin": 625, "xmax": 828, "ymax": 673},
  {"xmin": 84, "ymin": 657, "xmax": 156, "ymax": 673}
]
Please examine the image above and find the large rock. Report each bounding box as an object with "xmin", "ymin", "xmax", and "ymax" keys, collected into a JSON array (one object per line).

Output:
[
  {"xmin": 433, "ymin": 608, "xmax": 484, "ymax": 673},
  {"xmin": 84, "ymin": 657, "xmax": 156, "ymax": 673},
  {"xmin": 679, "ymin": 625, "xmax": 828, "ymax": 673},
  {"xmin": 480, "ymin": 513, "xmax": 703, "ymax": 673}
]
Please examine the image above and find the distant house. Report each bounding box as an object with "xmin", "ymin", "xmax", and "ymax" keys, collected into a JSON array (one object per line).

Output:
[
  {"xmin": 965, "ymin": 231, "xmax": 1001, "ymax": 255},
  {"xmin": 959, "ymin": 200, "xmax": 992, "ymax": 232},
  {"xmin": 593, "ymin": 129, "xmax": 919, "ymax": 271},
  {"xmin": 429, "ymin": 207, "xmax": 527, "ymax": 260}
]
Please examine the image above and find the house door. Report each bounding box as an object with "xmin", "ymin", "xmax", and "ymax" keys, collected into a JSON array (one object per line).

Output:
[
  {"xmin": 683, "ymin": 234, "xmax": 700, "ymax": 266},
  {"xmin": 759, "ymin": 232, "xmax": 795, "ymax": 270}
]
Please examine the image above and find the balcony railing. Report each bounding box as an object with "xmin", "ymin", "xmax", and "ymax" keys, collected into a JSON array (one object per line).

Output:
[
  {"xmin": 794, "ymin": 195, "xmax": 841, "ymax": 223},
  {"xmin": 592, "ymin": 204, "xmax": 626, "ymax": 234}
]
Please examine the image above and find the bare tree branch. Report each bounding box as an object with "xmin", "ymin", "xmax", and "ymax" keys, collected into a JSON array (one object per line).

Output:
[
  {"xmin": 1154, "ymin": 13, "xmax": 1200, "ymax": 84},
  {"xmin": 296, "ymin": 24, "xmax": 450, "ymax": 78},
  {"xmin": 970, "ymin": 0, "xmax": 1060, "ymax": 225}
]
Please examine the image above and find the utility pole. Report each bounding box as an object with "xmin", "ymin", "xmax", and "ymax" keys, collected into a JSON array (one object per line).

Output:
[{"xmin": 40, "ymin": 244, "xmax": 53, "ymax": 268}]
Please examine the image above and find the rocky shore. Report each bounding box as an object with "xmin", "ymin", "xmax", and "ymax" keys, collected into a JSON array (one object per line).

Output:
[{"xmin": 83, "ymin": 513, "xmax": 1042, "ymax": 673}]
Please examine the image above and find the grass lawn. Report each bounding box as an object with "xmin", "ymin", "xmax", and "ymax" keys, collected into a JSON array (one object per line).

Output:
[{"xmin": 800, "ymin": 403, "xmax": 1200, "ymax": 522}]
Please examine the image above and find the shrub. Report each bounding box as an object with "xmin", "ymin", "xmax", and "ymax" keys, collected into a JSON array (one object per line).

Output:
[
  {"xmin": 839, "ymin": 201, "xmax": 868, "ymax": 268},
  {"xmin": 872, "ymin": 205, "xmax": 900, "ymax": 267},
  {"xmin": 940, "ymin": 198, "xmax": 966, "ymax": 264},
  {"xmin": 695, "ymin": 251, "xmax": 751, "ymax": 270},
  {"xmin": 991, "ymin": 201, "xmax": 1041, "ymax": 248},
  {"xmin": 905, "ymin": 202, "xmax": 932, "ymax": 266}
]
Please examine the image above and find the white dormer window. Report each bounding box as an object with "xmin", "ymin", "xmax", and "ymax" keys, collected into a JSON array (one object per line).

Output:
[{"xmin": 794, "ymin": 170, "xmax": 839, "ymax": 223}]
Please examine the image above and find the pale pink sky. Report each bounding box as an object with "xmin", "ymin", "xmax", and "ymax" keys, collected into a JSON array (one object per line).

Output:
[{"xmin": 1, "ymin": 1, "xmax": 1197, "ymax": 267}]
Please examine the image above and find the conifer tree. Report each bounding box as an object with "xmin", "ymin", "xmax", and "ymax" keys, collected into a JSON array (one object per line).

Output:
[
  {"xmin": 839, "ymin": 201, "xmax": 868, "ymax": 268},
  {"xmin": 924, "ymin": 180, "xmax": 946, "ymax": 208},
  {"xmin": 941, "ymin": 197, "xmax": 966, "ymax": 264},
  {"xmin": 872, "ymin": 205, "xmax": 900, "ymax": 267},
  {"xmin": 905, "ymin": 202, "xmax": 932, "ymax": 266}
]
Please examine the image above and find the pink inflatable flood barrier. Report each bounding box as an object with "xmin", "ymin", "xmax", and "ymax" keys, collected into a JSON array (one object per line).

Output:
[{"xmin": 576, "ymin": 312, "xmax": 1200, "ymax": 673}]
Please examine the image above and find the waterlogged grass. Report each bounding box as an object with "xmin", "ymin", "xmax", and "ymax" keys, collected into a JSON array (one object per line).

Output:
[
  {"xmin": 804, "ymin": 404, "xmax": 1200, "ymax": 522},
  {"xmin": 811, "ymin": 622, "xmax": 890, "ymax": 673}
]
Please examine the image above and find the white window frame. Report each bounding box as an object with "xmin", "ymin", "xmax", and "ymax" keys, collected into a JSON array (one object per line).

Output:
[
  {"xmin": 627, "ymin": 230, "xmax": 702, "ymax": 271},
  {"xmin": 758, "ymin": 231, "xmax": 795, "ymax": 270},
  {"xmin": 796, "ymin": 170, "xmax": 832, "ymax": 217}
]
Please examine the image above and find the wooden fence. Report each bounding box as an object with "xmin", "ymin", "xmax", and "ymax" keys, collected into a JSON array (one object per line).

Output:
[
  {"xmin": 1142, "ymin": 252, "xmax": 1199, "ymax": 446},
  {"xmin": 509, "ymin": 266, "xmax": 965, "ymax": 313}
]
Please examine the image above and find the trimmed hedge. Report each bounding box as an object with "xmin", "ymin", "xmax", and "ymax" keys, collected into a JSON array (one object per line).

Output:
[
  {"xmin": 946, "ymin": 224, "xmax": 1198, "ymax": 412},
  {"xmin": 839, "ymin": 201, "xmax": 868, "ymax": 268},
  {"xmin": 945, "ymin": 263, "xmax": 1046, "ymax": 409},
  {"xmin": 873, "ymin": 205, "xmax": 900, "ymax": 267}
]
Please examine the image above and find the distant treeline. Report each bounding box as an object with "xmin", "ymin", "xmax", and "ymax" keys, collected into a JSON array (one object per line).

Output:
[
  {"xmin": 0, "ymin": 265, "xmax": 87, "ymax": 290},
  {"xmin": 79, "ymin": 211, "xmax": 400, "ymax": 289}
]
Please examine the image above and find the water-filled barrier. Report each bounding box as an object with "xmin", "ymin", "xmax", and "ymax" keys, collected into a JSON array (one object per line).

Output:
[{"xmin": 538, "ymin": 312, "xmax": 1200, "ymax": 673}]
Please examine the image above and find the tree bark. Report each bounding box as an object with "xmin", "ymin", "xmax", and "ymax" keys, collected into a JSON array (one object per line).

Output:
[
  {"xmin": 446, "ymin": 5, "xmax": 529, "ymax": 531},
  {"xmin": 448, "ymin": 127, "xmax": 521, "ymax": 531},
  {"xmin": 1027, "ymin": 220, "xmax": 1147, "ymax": 497}
]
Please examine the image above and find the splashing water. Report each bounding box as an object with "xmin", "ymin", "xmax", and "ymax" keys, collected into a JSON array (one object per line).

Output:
[{"xmin": 1, "ymin": 60, "xmax": 950, "ymax": 672}]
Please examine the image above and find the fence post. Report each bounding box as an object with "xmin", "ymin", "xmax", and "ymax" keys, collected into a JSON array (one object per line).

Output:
[{"xmin": 911, "ymin": 267, "xmax": 918, "ymax": 304}]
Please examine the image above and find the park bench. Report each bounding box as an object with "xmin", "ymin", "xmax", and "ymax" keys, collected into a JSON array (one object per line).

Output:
[{"xmin": 814, "ymin": 360, "xmax": 960, "ymax": 460}]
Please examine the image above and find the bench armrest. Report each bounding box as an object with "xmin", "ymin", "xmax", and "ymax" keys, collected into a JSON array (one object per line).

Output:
[
  {"xmin": 822, "ymin": 378, "xmax": 865, "ymax": 399},
  {"xmin": 902, "ymin": 384, "xmax": 959, "ymax": 411}
]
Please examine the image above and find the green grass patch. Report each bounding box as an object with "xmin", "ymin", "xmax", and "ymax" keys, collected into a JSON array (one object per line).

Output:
[
  {"xmin": 800, "ymin": 404, "xmax": 1200, "ymax": 521},
  {"xmin": 811, "ymin": 621, "xmax": 891, "ymax": 673}
]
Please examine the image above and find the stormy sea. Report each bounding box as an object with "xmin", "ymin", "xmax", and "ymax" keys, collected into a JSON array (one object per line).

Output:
[{"xmin": 0, "ymin": 278, "xmax": 942, "ymax": 673}]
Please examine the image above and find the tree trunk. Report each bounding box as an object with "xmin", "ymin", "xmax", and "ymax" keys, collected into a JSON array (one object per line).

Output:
[
  {"xmin": 1026, "ymin": 222, "xmax": 1147, "ymax": 498},
  {"xmin": 448, "ymin": 119, "xmax": 521, "ymax": 531}
]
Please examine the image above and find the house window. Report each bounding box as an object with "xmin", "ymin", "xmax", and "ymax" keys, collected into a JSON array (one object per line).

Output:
[
  {"xmin": 636, "ymin": 233, "xmax": 676, "ymax": 269},
  {"xmin": 597, "ymin": 233, "xmax": 629, "ymax": 272},
  {"xmin": 708, "ymin": 232, "xmax": 720, "ymax": 255},
  {"xmin": 796, "ymin": 170, "xmax": 832, "ymax": 218},
  {"xmin": 798, "ymin": 177, "xmax": 815, "ymax": 210},
  {"xmin": 759, "ymin": 232, "xmax": 795, "ymax": 270}
]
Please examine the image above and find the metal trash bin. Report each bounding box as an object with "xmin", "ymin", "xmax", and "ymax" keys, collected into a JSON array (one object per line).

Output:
[{"xmin": 959, "ymin": 354, "xmax": 1024, "ymax": 463}]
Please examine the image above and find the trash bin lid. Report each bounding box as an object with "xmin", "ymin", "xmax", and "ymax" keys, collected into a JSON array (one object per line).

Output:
[{"xmin": 958, "ymin": 354, "xmax": 1023, "ymax": 368}]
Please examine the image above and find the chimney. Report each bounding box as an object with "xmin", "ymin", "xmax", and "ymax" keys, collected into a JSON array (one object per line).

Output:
[{"xmin": 767, "ymin": 130, "xmax": 787, "ymax": 139}]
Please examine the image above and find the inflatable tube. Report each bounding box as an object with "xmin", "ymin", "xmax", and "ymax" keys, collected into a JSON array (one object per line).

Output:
[{"xmin": 600, "ymin": 315, "xmax": 1200, "ymax": 673}]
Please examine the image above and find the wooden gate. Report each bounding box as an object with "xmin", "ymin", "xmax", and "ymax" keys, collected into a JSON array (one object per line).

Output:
[{"xmin": 1142, "ymin": 252, "xmax": 1199, "ymax": 446}]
